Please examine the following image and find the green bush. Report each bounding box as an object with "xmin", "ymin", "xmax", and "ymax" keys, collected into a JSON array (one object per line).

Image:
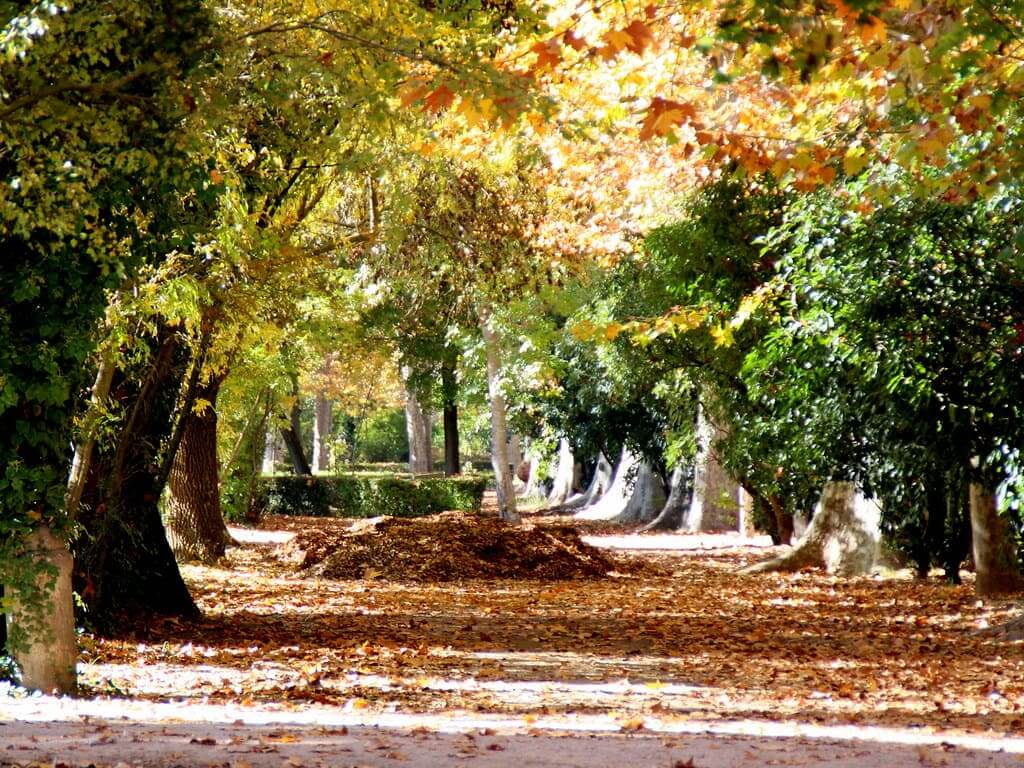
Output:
[
  {"xmin": 356, "ymin": 409, "xmax": 409, "ymax": 463},
  {"xmin": 251, "ymin": 473, "xmax": 488, "ymax": 519}
]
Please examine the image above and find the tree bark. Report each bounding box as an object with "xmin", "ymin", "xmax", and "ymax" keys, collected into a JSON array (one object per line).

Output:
[
  {"xmin": 280, "ymin": 379, "xmax": 311, "ymax": 476},
  {"xmin": 441, "ymin": 360, "xmax": 460, "ymax": 476},
  {"xmin": 640, "ymin": 464, "xmax": 693, "ymax": 531},
  {"xmin": 684, "ymin": 403, "xmax": 740, "ymax": 532},
  {"xmin": 7, "ymin": 526, "xmax": 76, "ymax": 693},
  {"xmin": 165, "ymin": 375, "xmax": 232, "ymax": 564},
  {"xmin": 562, "ymin": 453, "xmax": 614, "ymax": 511},
  {"xmin": 575, "ymin": 447, "xmax": 639, "ymax": 521},
  {"xmin": 74, "ymin": 325, "xmax": 199, "ymax": 633},
  {"xmin": 547, "ymin": 438, "xmax": 575, "ymax": 506},
  {"xmin": 616, "ymin": 461, "xmax": 667, "ymax": 525},
  {"xmin": 481, "ymin": 317, "xmax": 518, "ymax": 523},
  {"xmin": 312, "ymin": 390, "xmax": 332, "ymax": 473},
  {"xmin": 402, "ymin": 367, "xmax": 433, "ymax": 474},
  {"xmin": 970, "ymin": 482, "xmax": 1024, "ymax": 597},
  {"xmin": 741, "ymin": 481, "xmax": 881, "ymax": 576}
]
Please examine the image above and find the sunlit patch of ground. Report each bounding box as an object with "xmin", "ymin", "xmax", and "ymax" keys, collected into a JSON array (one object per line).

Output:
[{"xmin": 75, "ymin": 512, "xmax": 1024, "ymax": 739}]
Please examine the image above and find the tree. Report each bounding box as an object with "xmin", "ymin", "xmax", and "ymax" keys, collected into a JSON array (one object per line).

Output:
[{"xmin": 0, "ymin": 0, "xmax": 211, "ymax": 690}]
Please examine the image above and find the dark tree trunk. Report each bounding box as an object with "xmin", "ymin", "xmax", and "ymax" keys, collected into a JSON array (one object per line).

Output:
[
  {"xmin": 280, "ymin": 380, "xmax": 311, "ymax": 476},
  {"xmin": 441, "ymin": 359, "xmax": 460, "ymax": 476},
  {"xmin": 165, "ymin": 374, "xmax": 232, "ymax": 563},
  {"xmin": 771, "ymin": 495, "xmax": 795, "ymax": 546},
  {"xmin": 75, "ymin": 325, "xmax": 198, "ymax": 633}
]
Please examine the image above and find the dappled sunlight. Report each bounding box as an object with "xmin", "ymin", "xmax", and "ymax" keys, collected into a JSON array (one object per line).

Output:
[{"xmin": 71, "ymin": 518, "xmax": 1024, "ymax": 740}]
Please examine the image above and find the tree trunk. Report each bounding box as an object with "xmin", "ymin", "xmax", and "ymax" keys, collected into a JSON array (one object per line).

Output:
[
  {"xmin": 312, "ymin": 390, "xmax": 332, "ymax": 474},
  {"xmin": 685, "ymin": 403, "xmax": 740, "ymax": 532},
  {"xmin": 280, "ymin": 380, "xmax": 311, "ymax": 476},
  {"xmin": 741, "ymin": 481, "xmax": 881, "ymax": 576},
  {"xmin": 640, "ymin": 464, "xmax": 693, "ymax": 531},
  {"xmin": 481, "ymin": 317, "xmax": 518, "ymax": 523},
  {"xmin": 562, "ymin": 453, "xmax": 614, "ymax": 511},
  {"xmin": 165, "ymin": 375, "xmax": 232, "ymax": 564},
  {"xmin": 547, "ymin": 438, "xmax": 575, "ymax": 506},
  {"xmin": 403, "ymin": 368, "xmax": 433, "ymax": 474},
  {"xmin": 441, "ymin": 360, "xmax": 460, "ymax": 476},
  {"xmin": 75, "ymin": 325, "xmax": 198, "ymax": 633},
  {"xmin": 7, "ymin": 526, "xmax": 76, "ymax": 693},
  {"xmin": 616, "ymin": 461, "xmax": 667, "ymax": 525},
  {"xmin": 970, "ymin": 482, "xmax": 1024, "ymax": 597},
  {"xmin": 262, "ymin": 428, "xmax": 279, "ymax": 475},
  {"xmin": 575, "ymin": 447, "xmax": 639, "ymax": 521},
  {"xmin": 523, "ymin": 445, "xmax": 549, "ymax": 499}
]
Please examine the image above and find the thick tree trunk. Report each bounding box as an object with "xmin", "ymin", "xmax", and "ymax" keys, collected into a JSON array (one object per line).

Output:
[
  {"xmin": 641, "ymin": 464, "xmax": 693, "ymax": 531},
  {"xmin": 312, "ymin": 390, "xmax": 332, "ymax": 473},
  {"xmin": 403, "ymin": 368, "xmax": 433, "ymax": 474},
  {"xmin": 616, "ymin": 462, "xmax": 667, "ymax": 525},
  {"xmin": 75, "ymin": 326, "xmax": 198, "ymax": 633},
  {"xmin": 165, "ymin": 375, "xmax": 232, "ymax": 564},
  {"xmin": 970, "ymin": 483, "xmax": 1024, "ymax": 597},
  {"xmin": 441, "ymin": 360, "xmax": 460, "ymax": 476},
  {"xmin": 685, "ymin": 403, "xmax": 739, "ymax": 532},
  {"xmin": 7, "ymin": 526, "xmax": 76, "ymax": 693},
  {"xmin": 562, "ymin": 453, "xmax": 614, "ymax": 511},
  {"xmin": 547, "ymin": 438, "xmax": 575, "ymax": 506},
  {"xmin": 481, "ymin": 317, "xmax": 518, "ymax": 523},
  {"xmin": 575, "ymin": 447, "xmax": 640, "ymax": 521},
  {"xmin": 742, "ymin": 481, "xmax": 881, "ymax": 576}
]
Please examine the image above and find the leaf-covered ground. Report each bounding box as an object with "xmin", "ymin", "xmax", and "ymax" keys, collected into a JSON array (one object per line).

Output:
[{"xmin": 70, "ymin": 508, "xmax": 1024, "ymax": 738}]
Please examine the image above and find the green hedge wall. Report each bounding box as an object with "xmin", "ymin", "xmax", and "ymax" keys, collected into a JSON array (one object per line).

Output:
[{"xmin": 251, "ymin": 473, "xmax": 489, "ymax": 519}]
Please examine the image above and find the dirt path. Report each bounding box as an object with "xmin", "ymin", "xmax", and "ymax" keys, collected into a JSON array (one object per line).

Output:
[
  {"xmin": 3, "ymin": 694, "xmax": 1024, "ymax": 767},
  {"xmin": 6, "ymin": 513, "xmax": 1024, "ymax": 766}
]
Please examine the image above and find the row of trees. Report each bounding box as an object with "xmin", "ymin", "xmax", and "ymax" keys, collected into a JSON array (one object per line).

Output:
[{"xmin": 4, "ymin": 0, "xmax": 1024, "ymax": 692}]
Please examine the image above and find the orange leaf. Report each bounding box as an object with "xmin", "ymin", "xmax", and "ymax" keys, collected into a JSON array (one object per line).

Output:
[
  {"xmin": 859, "ymin": 15, "xmax": 886, "ymax": 45},
  {"xmin": 622, "ymin": 20, "xmax": 654, "ymax": 54},
  {"xmin": 399, "ymin": 82, "xmax": 429, "ymax": 109},
  {"xmin": 423, "ymin": 84, "xmax": 455, "ymax": 113},
  {"xmin": 531, "ymin": 38, "xmax": 562, "ymax": 71},
  {"xmin": 563, "ymin": 30, "xmax": 588, "ymax": 51},
  {"xmin": 639, "ymin": 97, "xmax": 697, "ymax": 140}
]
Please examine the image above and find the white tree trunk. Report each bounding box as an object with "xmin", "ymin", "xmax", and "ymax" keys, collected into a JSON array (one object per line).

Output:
[
  {"xmin": 641, "ymin": 464, "xmax": 691, "ymax": 531},
  {"xmin": 523, "ymin": 445, "xmax": 549, "ymax": 499},
  {"xmin": 575, "ymin": 447, "xmax": 639, "ymax": 521},
  {"xmin": 616, "ymin": 461, "xmax": 667, "ymax": 525},
  {"xmin": 312, "ymin": 390, "xmax": 332, "ymax": 474},
  {"xmin": 8, "ymin": 526, "xmax": 77, "ymax": 694},
  {"xmin": 970, "ymin": 483, "xmax": 1024, "ymax": 597},
  {"xmin": 685, "ymin": 403, "xmax": 740, "ymax": 532},
  {"xmin": 562, "ymin": 453, "xmax": 614, "ymax": 511},
  {"xmin": 402, "ymin": 367, "xmax": 433, "ymax": 474},
  {"xmin": 742, "ymin": 481, "xmax": 881, "ymax": 576},
  {"xmin": 481, "ymin": 317, "xmax": 519, "ymax": 523},
  {"xmin": 547, "ymin": 438, "xmax": 575, "ymax": 506}
]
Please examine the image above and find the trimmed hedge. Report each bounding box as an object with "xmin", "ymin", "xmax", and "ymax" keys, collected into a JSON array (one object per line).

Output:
[{"xmin": 251, "ymin": 473, "xmax": 489, "ymax": 519}]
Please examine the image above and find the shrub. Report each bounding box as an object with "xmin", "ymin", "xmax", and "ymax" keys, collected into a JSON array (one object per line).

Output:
[
  {"xmin": 251, "ymin": 473, "xmax": 488, "ymax": 519},
  {"xmin": 356, "ymin": 409, "xmax": 409, "ymax": 463}
]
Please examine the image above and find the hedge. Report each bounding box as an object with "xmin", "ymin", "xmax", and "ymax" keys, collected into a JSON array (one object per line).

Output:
[{"xmin": 250, "ymin": 473, "xmax": 489, "ymax": 519}]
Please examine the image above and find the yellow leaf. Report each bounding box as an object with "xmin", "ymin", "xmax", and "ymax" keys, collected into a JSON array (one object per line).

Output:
[
  {"xmin": 843, "ymin": 147, "xmax": 869, "ymax": 176},
  {"xmin": 710, "ymin": 324, "xmax": 735, "ymax": 347}
]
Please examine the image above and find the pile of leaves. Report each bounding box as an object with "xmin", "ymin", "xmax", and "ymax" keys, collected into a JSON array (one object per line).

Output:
[{"xmin": 279, "ymin": 511, "xmax": 623, "ymax": 581}]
